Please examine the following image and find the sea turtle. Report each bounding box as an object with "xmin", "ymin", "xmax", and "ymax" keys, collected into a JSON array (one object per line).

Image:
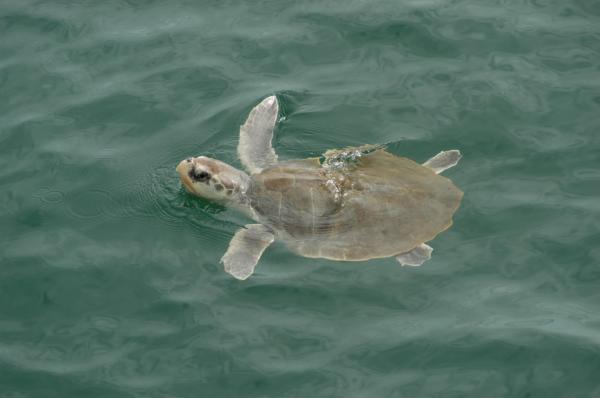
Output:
[{"xmin": 176, "ymin": 96, "xmax": 463, "ymax": 280}]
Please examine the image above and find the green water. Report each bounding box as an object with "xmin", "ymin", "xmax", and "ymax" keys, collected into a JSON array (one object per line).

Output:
[{"xmin": 1, "ymin": 0, "xmax": 600, "ymax": 396}]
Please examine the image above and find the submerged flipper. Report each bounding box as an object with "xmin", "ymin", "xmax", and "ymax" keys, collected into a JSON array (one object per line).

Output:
[
  {"xmin": 220, "ymin": 224, "xmax": 275, "ymax": 280},
  {"xmin": 396, "ymin": 243, "xmax": 433, "ymax": 267},
  {"xmin": 423, "ymin": 150, "xmax": 462, "ymax": 174},
  {"xmin": 238, "ymin": 96, "xmax": 279, "ymax": 174}
]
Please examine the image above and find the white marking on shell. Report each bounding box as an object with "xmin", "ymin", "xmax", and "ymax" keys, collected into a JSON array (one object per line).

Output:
[{"xmin": 325, "ymin": 178, "xmax": 341, "ymax": 202}]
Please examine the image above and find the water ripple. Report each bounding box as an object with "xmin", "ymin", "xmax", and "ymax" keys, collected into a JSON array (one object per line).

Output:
[{"xmin": 1, "ymin": 0, "xmax": 600, "ymax": 396}]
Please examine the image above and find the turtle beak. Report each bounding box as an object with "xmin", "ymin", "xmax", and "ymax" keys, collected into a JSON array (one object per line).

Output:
[
  {"xmin": 176, "ymin": 158, "xmax": 195, "ymax": 192},
  {"xmin": 176, "ymin": 159, "xmax": 188, "ymax": 173}
]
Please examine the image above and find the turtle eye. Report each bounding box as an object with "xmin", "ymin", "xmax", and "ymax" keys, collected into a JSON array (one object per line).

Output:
[{"xmin": 189, "ymin": 169, "xmax": 211, "ymax": 183}]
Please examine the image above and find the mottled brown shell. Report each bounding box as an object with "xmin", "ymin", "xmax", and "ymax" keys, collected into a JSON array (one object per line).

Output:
[{"xmin": 247, "ymin": 150, "xmax": 463, "ymax": 261}]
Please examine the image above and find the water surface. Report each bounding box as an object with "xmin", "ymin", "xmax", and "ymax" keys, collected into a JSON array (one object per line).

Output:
[{"xmin": 1, "ymin": 0, "xmax": 600, "ymax": 396}]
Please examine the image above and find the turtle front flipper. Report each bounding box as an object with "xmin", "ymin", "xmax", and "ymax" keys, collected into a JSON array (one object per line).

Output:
[
  {"xmin": 396, "ymin": 243, "xmax": 433, "ymax": 266},
  {"xmin": 220, "ymin": 224, "xmax": 275, "ymax": 280},
  {"xmin": 423, "ymin": 150, "xmax": 462, "ymax": 174},
  {"xmin": 238, "ymin": 96, "xmax": 279, "ymax": 174}
]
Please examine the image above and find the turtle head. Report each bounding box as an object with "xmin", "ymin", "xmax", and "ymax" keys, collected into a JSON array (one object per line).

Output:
[{"xmin": 176, "ymin": 156, "xmax": 248, "ymax": 203}]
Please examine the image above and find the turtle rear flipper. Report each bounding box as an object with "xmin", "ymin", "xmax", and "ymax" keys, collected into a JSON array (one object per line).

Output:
[
  {"xmin": 423, "ymin": 150, "xmax": 462, "ymax": 174},
  {"xmin": 396, "ymin": 243, "xmax": 433, "ymax": 266},
  {"xmin": 220, "ymin": 224, "xmax": 274, "ymax": 280},
  {"xmin": 238, "ymin": 96, "xmax": 279, "ymax": 174}
]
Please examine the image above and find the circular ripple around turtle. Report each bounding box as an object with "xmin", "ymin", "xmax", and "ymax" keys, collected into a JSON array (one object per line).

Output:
[
  {"xmin": 101, "ymin": 162, "xmax": 239, "ymax": 240},
  {"xmin": 65, "ymin": 189, "xmax": 116, "ymax": 220}
]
